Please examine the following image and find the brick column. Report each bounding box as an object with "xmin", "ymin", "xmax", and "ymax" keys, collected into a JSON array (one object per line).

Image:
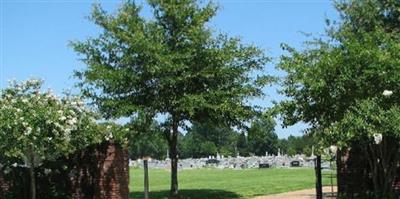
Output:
[{"xmin": 97, "ymin": 142, "xmax": 129, "ymax": 199}]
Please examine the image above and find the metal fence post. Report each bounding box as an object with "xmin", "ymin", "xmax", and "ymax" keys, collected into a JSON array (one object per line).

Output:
[
  {"xmin": 315, "ymin": 155, "xmax": 322, "ymax": 199},
  {"xmin": 143, "ymin": 157, "xmax": 149, "ymax": 199}
]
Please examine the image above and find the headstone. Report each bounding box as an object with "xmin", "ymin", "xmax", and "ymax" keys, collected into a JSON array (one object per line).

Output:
[
  {"xmin": 259, "ymin": 163, "xmax": 270, "ymax": 169},
  {"xmin": 290, "ymin": 160, "xmax": 301, "ymax": 167},
  {"xmin": 206, "ymin": 159, "xmax": 220, "ymax": 165},
  {"xmin": 311, "ymin": 146, "xmax": 314, "ymax": 156}
]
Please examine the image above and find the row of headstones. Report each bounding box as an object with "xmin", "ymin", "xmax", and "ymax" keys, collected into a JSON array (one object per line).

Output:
[{"xmin": 129, "ymin": 154, "xmax": 318, "ymax": 169}]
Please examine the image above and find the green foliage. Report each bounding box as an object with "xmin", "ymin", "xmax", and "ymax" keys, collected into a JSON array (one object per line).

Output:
[
  {"xmin": 327, "ymin": 98, "xmax": 400, "ymax": 198},
  {"xmin": 0, "ymin": 79, "xmax": 102, "ymax": 199},
  {"xmin": 278, "ymin": 1, "xmax": 400, "ymax": 197},
  {"xmin": 97, "ymin": 122, "xmax": 130, "ymax": 146},
  {"xmin": 127, "ymin": 119, "xmax": 168, "ymax": 159},
  {"xmin": 0, "ymin": 79, "xmax": 100, "ymax": 166},
  {"xmin": 72, "ymin": 1, "xmax": 270, "ymax": 126},
  {"xmin": 278, "ymin": 134, "xmax": 315, "ymax": 156},
  {"xmin": 127, "ymin": 117, "xmax": 314, "ymax": 159},
  {"xmin": 326, "ymin": 98, "xmax": 400, "ymax": 148},
  {"xmin": 236, "ymin": 132, "xmax": 249, "ymax": 156},
  {"xmin": 180, "ymin": 122, "xmax": 237, "ymax": 158},
  {"xmin": 247, "ymin": 115, "xmax": 278, "ymax": 156},
  {"xmin": 278, "ymin": 0, "xmax": 400, "ymax": 130},
  {"xmin": 72, "ymin": 1, "xmax": 270, "ymax": 195}
]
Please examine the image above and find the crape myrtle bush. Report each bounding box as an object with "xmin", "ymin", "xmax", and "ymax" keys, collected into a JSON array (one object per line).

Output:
[{"xmin": 0, "ymin": 79, "xmax": 129, "ymax": 198}]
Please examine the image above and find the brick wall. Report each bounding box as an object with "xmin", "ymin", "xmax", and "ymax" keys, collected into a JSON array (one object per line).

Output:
[
  {"xmin": 0, "ymin": 172, "xmax": 10, "ymax": 193},
  {"xmin": 0, "ymin": 141, "xmax": 129, "ymax": 199}
]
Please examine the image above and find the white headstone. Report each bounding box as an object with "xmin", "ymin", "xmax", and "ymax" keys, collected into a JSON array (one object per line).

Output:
[{"xmin": 166, "ymin": 149, "xmax": 169, "ymax": 159}]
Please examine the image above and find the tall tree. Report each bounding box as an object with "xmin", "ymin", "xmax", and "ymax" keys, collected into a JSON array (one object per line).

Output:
[
  {"xmin": 278, "ymin": 135, "xmax": 315, "ymax": 156},
  {"xmin": 127, "ymin": 117, "xmax": 168, "ymax": 160},
  {"xmin": 247, "ymin": 115, "xmax": 278, "ymax": 156},
  {"xmin": 181, "ymin": 122, "xmax": 237, "ymax": 158},
  {"xmin": 278, "ymin": 0, "xmax": 400, "ymax": 197},
  {"xmin": 236, "ymin": 132, "xmax": 249, "ymax": 156},
  {"xmin": 71, "ymin": 1, "xmax": 270, "ymax": 196}
]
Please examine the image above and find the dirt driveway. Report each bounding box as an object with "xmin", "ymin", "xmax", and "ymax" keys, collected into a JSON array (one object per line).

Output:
[{"xmin": 254, "ymin": 186, "xmax": 337, "ymax": 199}]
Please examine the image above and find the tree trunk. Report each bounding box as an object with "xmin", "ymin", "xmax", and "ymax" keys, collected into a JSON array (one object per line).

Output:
[
  {"xmin": 28, "ymin": 148, "xmax": 36, "ymax": 199},
  {"xmin": 29, "ymin": 166, "xmax": 36, "ymax": 199},
  {"xmin": 170, "ymin": 118, "xmax": 179, "ymax": 198}
]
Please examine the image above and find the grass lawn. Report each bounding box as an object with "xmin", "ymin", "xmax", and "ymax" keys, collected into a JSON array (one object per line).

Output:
[{"xmin": 129, "ymin": 168, "xmax": 336, "ymax": 199}]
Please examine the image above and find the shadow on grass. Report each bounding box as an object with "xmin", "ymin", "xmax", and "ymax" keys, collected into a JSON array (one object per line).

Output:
[{"xmin": 129, "ymin": 189, "xmax": 242, "ymax": 199}]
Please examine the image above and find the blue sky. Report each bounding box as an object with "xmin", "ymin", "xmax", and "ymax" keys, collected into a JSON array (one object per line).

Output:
[{"xmin": 1, "ymin": 0, "xmax": 338, "ymax": 138}]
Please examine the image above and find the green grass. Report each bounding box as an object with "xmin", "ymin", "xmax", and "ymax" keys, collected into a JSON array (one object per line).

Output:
[{"xmin": 129, "ymin": 168, "xmax": 336, "ymax": 199}]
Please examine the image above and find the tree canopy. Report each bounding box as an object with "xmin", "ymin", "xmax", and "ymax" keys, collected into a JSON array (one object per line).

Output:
[
  {"xmin": 71, "ymin": 0, "xmax": 271, "ymax": 196},
  {"xmin": 279, "ymin": 0, "xmax": 400, "ymax": 130},
  {"xmin": 278, "ymin": 0, "xmax": 400, "ymax": 197}
]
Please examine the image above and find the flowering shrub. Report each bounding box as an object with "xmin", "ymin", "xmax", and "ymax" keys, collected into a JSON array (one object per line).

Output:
[
  {"xmin": 100, "ymin": 123, "xmax": 129, "ymax": 146},
  {"xmin": 0, "ymin": 79, "xmax": 102, "ymax": 199},
  {"xmin": 0, "ymin": 79, "xmax": 102, "ymax": 162}
]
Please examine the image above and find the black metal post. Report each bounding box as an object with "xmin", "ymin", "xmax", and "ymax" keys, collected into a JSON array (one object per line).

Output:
[{"xmin": 144, "ymin": 159, "xmax": 149, "ymax": 199}]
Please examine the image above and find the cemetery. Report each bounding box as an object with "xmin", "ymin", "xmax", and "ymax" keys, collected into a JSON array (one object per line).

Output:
[{"xmin": 129, "ymin": 153, "xmax": 317, "ymax": 170}]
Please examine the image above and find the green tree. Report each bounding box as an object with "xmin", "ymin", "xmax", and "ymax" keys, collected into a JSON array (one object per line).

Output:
[
  {"xmin": 279, "ymin": 1, "xmax": 400, "ymax": 130},
  {"xmin": 71, "ymin": 1, "xmax": 270, "ymax": 196},
  {"xmin": 236, "ymin": 132, "xmax": 249, "ymax": 156},
  {"xmin": 279, "ymin": 135, "xmax": 315, "ymax": 156},
  {"xmin": 181, "ymin": 122, "xmax": 237, "ymax": 158},
  {"xmin": 0, "ymin": 79, "xmax": 99, "ymax": 199},
  {"xmin": 277, "ymin": 138, "xmax": 289, "ymax": 155},
  {"xmin": 278, "ymin": 0, "xmax": 400, "ymax": 197},
  {"xmin": 128, "ymin": 118, "xmax": 168, "ymax": 160},
  {"xmin": 247, "ymin": 116, "xmax": 278, "ymax": 156},
  {"xmin": 180, "ymin": 130, "xmax": 203, "ymax": 158}
]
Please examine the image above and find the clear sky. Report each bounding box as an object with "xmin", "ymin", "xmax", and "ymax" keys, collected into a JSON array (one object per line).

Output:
[{"xmin": 1, "ymin": 0, "xmax": 339, "ymax": 138}]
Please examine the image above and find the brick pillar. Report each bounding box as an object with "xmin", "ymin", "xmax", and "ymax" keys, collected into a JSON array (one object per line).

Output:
[
  {"xmin": 70, "ymin": 142, "xmax": 129, "ymax": 199},
  {"xmin": 97, "ymin": 142, "xmax": 129, "ymax": 199}
]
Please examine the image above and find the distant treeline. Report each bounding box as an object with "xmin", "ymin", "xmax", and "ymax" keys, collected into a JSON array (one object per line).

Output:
[{"xmin": 128, "ymin": 118, "xmax": 315, "ymax": 160}]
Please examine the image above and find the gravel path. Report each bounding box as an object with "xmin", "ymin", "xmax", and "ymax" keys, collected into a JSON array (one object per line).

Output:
[{"xmin": 253, "ymin": 186, "xmax": 337, "ymax": 199}]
